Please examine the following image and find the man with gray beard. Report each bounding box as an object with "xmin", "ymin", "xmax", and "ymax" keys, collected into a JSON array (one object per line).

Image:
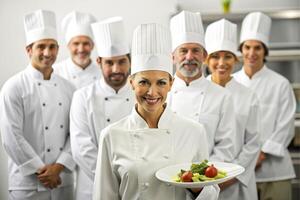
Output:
[{"xmin": 167, "ymin": 11, "xmax": 236, "ymax": 167}]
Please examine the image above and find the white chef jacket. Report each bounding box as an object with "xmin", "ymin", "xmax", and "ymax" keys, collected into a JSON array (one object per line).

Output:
[
  {"xmin": 0, "ymin": 65, "xmax": 76, "ymax": 191},
  {"xmin": 234, "ymin": 65, "xmax": 296, "ymax": 182},
  {"xmin": 53, "ymin": 58, "xmax": 102, "ymax": 89},
  {"xmin": 70, "ymin": 78, "xmax": 135, "ymax": 200},
  {"xmin": 168, "ymin": 75, "xmax": 236, "ymax": 162},
  {"xmin": 93, "ymin": 106, "xmax": 220, "ymax": 200},
  {"xmin": 207, "ymin": 76, "xmax": 261, "ymax": 200}
]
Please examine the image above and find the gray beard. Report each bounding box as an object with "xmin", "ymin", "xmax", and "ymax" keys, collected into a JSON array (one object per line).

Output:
[{"xmin": 177, "ymin": 60, "xmax": 202, "ymax": 78}]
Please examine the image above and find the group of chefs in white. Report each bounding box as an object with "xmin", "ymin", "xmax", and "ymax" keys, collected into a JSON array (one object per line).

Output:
[{"xmin": 0, "ymin": 7, "xmax": 296, "ymax": 200}]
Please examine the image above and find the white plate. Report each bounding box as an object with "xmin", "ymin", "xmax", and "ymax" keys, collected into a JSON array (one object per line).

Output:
[{"xmin": 155, "ymin": 161, "xmax": 245, "ymax": 188}]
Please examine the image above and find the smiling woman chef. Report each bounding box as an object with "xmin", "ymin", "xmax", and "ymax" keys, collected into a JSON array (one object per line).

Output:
[{"xmin": 93, "ymin": 23, "xmax": 220, "ymax": 200}]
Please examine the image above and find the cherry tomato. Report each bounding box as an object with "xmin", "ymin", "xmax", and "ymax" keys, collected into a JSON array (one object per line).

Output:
[
  {"xmin": 204, "ymin": 164, "xmax": 218, "ymax": 178},
  {"xmin": 181, "ymin": 171, "xmax": 193, "ymax": 182}
]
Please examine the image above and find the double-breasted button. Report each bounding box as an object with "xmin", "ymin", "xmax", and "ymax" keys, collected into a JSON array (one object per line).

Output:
[
  {"xmin": 93, "ymin": 76, "xmax": 97, "ymax": 80},
  {"xmin": 195, "ymin": 113, "xmax": 199, "ymax": 116},
  {"xmin": 107, "ymin": 118, "xmax": 110, "ymax": 122},
  {"xmin": 104, "ymin": 97, "xmax": 108, "ymax": 101},
  {"xmin": 45, "ymin": 126, "xmax": 48, "ymax": 130},
  {"xmin": 126, "ymin": 98, "xmax": 129, "ymax": 101},
  {"xmin": 60, "ymin": 125, "xmax": 64, "ymax": 129},
  {"xmin": 73, "ymin": 76, "xmax": 77, "ymax": 79},
  {"xmin": 47, "ymin": 148, "xmax": 51, "ymax": 152},
  {"xmin": 42, "ymin": 103, "xmax": 46, "ymax": 107},
  {"xmin": 37, "ymin": 82, "xmax": 41, "ymax": 86},
  {"xmin": 166, "ymin": 130, "xmax": 170, "ymax": 134},
  {"xmin": 54, "ymin": 83, "xmax": 57, "ymax": 87},
  {"xmin": 174, "ymin": 91, "xmax": 178, "ymax": 94},
  {"xmin": 59, "ymin": 147, "xmax": 63, "ymax": 151},
  {"xmin": 58, "ymin": 102, "xmax": 62, "ymax": 106},
  {"xmin": 163, "ymin": 155, "xmax": 169, "ymax": 159}
]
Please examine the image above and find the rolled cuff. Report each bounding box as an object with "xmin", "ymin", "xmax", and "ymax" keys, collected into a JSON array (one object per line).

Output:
[
  {"xmin": 56, "ymin": 152, "xmax": 76, "ymax": 172},
  {"xmin": 235, "ymin": 166, "xmax": 252, "ymax": 187},
  {"xmin": 18, "ymin": 156, "xmax": 44, "ymax": 176},
  {"xmin": 262, "ymin": 140, "xmax": 285, "ymax": 157}
]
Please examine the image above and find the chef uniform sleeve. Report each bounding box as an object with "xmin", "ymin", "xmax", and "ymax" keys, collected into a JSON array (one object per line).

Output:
[
  {"xmin": 261, "ymin": 81, "xmax": 296, "ymax": 157},
  {"xmin": 0, "ymin": 80, "xmax": 44, "ymax": 176}
]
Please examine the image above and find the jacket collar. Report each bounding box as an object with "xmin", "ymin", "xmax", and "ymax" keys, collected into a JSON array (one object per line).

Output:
[
  {"xmin": 241, "ymin": 64, "xmax": 268, "ymax": 80},
  {"xmin": 26, "ymin": 64, "xmax": 56, "ymax": 81},
  {"xmin": 206, "ymin": 74, "xmax": 236, "ymax": 89},
  {"xmin": 99, "ymin": 78, "xmax": 131, "ymax": 96},
  {"xmin": 130, "ymin": 104, "xmax": 173, "ymax": 130},
  {"xmin": 67, "ymin": 58, "xmax": 96, "ymax": 74},
  {"xmin": 173, "ymin": 74, "xmax": 207, "ymax": 89}
]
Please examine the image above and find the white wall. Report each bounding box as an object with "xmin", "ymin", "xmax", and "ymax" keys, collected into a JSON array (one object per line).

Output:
[
  {"xmin": 0, "ymin": 0, "xmax": 176, "ymax": 88},
  {"xmin": 0, "ymin": 0, "xmax": 176, "ymax": 199},
  {"xmin": 177, "ymin": 0, "xmax": 300, "ymax": 13}
]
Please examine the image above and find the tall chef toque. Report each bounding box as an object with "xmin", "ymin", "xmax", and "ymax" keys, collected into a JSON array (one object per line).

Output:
[
  {"xmin": 131, "ymin": 23, "xmax": 173, "ymax": 76},
  {"xmin": 170, "ymin": 10, "xmax": 205, "ymax": 52},
  {"xmin": 91, "ymin": 16, "xmax": 129, "ymax": 57},
  {"xmin": 240, "ymin": 12, "xmax": 272, "ymax": 47},
  {"xmin": 61, "ymin": 11, "xmax": 96, "ymax": 44},
  {"xmin": 24, "ymin": 9, "xmax": 57, "ymax": 46},
  {"xmin": 205, "ymin": 18, "xmax": 237, "ymax": 55}
]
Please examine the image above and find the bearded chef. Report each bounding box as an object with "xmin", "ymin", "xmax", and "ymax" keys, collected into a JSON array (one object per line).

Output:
[
  {"xmin": 70, "ymin": 16, "xmax": 134, "ymax": 200},
  {"xmin": 0, "ymin": 10, "xmax": 76, "ymax": 200},
  {"xmin": 234, "ymin": 12, "xmax": 296, "ymax": 200},
  {"xmin": 53, "ymin": 11, "xmax": 102, "ymax": 89},
  {"xmin": 168, "ymin": 10, "xmax": 236, "ymax": 162},
  {"xmin": 93, "ymin": 22, "xmax": 219, "ymax": 200}
]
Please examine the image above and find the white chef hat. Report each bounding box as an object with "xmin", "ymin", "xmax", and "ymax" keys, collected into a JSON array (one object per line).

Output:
[
  {"xmin": 170, "ymin": 10, "xmax": 205, "ymax": 52},
  {"xmin": 91, "ymin": 16, "xmax": 129, "ymax": 57},
  {"xmin": 240, "ymin": 12, "xmax": 272, "ymax": 47},
  {"xmin": 205, "ymin": 19, "xmax": 237, "ymax": 55},
  {"xmin": 131, "ymin": 23, "xmax": 172, "ymax": 76},
  {"xmin": 24, "ymin": 9, "xmax": 57, "ymax": 46},
  {"xmin": 61, "ymin": 11, "xmax": 96, "ymax": 44}
]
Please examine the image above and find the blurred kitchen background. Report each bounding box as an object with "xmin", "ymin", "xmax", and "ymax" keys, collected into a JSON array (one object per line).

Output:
[
  {"xmin": 177, "ymin": 1, "xmax": 300, "ymax": 199},
  {"xmin": 0, "ymin": 0, "xmax": 299, "ymax": 199}
]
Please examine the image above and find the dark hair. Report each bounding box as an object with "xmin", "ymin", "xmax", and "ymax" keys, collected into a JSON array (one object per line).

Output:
[
  {"xmin": 239, "ymin": 41, "xmax": 269, "ymax": 63},
  {"xmin": 99, "ymin": 53, "xmax": 131, "ymax": 63},
  {"xmin": 26, "ymin": 43, "xmax": 33, "ymax": 49},
  {"xmin": 125, "ymin": 53, "xmax": 131, "ymax": 63}
]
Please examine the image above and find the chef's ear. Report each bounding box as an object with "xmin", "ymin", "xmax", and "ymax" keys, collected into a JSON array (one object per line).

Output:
[
  {"xmin": 203, "ymin": 49, "xmax": 208, "ymax": 60},
  {"xmin": 168, "ymin": 75, "xmax": 174, "ymax": 91},
  {"xmin": 25, "ymin": 43, "xmax": 33, "ymax": 57},
  {"xmin": 171, "ymin": 52, "xmax": 176, "ymax": 64},
  {"xmin": 129, "ymin": 75, "xmax": 135, "ymax": 90},
  {"xmin": 96, "ymin": 57, "xmax": 101, "ymax": 65}
]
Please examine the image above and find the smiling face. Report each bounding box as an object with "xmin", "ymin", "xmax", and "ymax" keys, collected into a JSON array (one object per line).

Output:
[
  {"xmin": 68, "ymin": 35, "xmax": 94, "ymax": 68},
  {"xmin": 172, "ymin": 43, "xmax": 207, "ymax": 83},
  {"xmin": 98, "ymin": 54, "xmax": 131, "ymax": 91},
  {"xmin": 207, "ymin": 51, "xmax": 237, "ymax": 84},
  {"xmin": 130, "ymin": 70, "xmax": 173, "ymax": 117},
  {"xmin": 241, "ymin": 40, "xmax": 266, "ymax": 70},
  {"xmin": 26, "ymin": 39, "xmax": 59, "ymax": 71}
]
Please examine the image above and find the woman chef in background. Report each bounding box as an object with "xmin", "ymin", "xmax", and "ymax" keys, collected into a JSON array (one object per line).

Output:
[
  {"xmin": 93, "ymin": 23, "xmax": 220, "ymax": 200},
  {"xmin": 205, "ymin": 19, "xmax": 261, "ymax": 200}
]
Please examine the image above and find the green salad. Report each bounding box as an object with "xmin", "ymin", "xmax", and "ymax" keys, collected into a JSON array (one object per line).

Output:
[{"xmin": 173, "ymin": 160, "xmax": 227, "ymax": 182}]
